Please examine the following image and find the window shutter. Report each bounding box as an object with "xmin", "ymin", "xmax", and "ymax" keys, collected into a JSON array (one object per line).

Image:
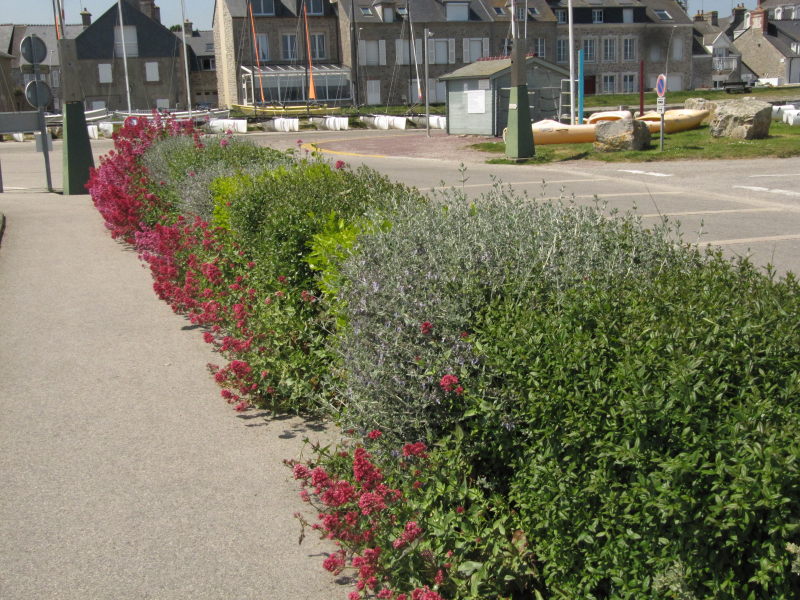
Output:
[
  {"xmin": 358, "ymin": 40, "xmax": 366, "ymax": 65},
  {"xmin": 396, "ymin": 39, "xmax": 403, "ymax": 64},
  {"xmin": 378, "ymin": 39, "xmax": 386, "ymax": 65},
  {"xmin": 427, "ymin": 38, "xmax": 434, "ymax": 63},
  {"xmin": 463, "ymin": 38, "xmax": 471, "ymax": 63},
  {"xmin": 482, "ymin": 37, "xmax": 490, "ymax": 57},
  {"xmin": 448, "ymin": 39, "xmax": 456, "ymax": 63}
]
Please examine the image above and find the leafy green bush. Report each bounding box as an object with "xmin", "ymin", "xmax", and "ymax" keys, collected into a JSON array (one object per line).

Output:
[{"xmin": 470, "ymin": 257, "xmax": 800, "ymax": 599}]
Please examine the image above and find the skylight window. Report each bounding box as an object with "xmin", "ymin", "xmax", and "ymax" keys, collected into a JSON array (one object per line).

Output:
[
  {"xmin": 494, "ymin": 6, "xmax": 505, "ymax": 14},
  {"xmin": 528, "ymin": 7, "xmax": 539, "ymax": 17},
  {"xmin": 654, "ymin": 9, "xmax": 672, "ymax": 20},
  {"xmin": 360, "ymin": 6, "xmax": 372, "ymax": 15},
  {"xmin": 396, "ymin": 6, "xmax": 408, "ymax": 15}
]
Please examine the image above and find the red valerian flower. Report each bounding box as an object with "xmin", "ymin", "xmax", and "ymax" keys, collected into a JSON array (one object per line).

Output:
[
  {"xmin": 420, "ymin": 321, "xmax": 433, "ymax": 335},
  {"xmin": 334, "ymin": 160, "xmax": 346, "ymax": 170},
  {"xmin": 439, "ymin": 374, "xmax": 460, "ymax": 392},
  {"xmin": 402, "ymin": 442, "xmax": 428, "ymax": 458},
  {"xmin": 367, "ymin": 430, "xmax": 382, "ymax": 440}
]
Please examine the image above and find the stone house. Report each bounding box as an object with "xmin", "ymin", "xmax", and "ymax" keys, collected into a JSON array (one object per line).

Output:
[
  {"xmin": 1, "ymin": 22, "xmax": 84, "ymax": 111},
  {"xmin": 734, "ymin": 0, "xmax": 800, "ymax": 84},
  {"xmin": 213, "ymin": 0, "xmax": 557, "ymax": 107},
  {"xmin": 183, "ymin": 23, "xmax": 220, "ymax": 107},
  {"xmin": 547, "ymin": 0, "xmax": 693, "ymax": 94},
  {"xmin": 60, "ymin": 0, "xmax": 192, "ymax": 111},
  {"xmin": 691, "ymin": 7, "xmax": 749, "ymax": 88}
]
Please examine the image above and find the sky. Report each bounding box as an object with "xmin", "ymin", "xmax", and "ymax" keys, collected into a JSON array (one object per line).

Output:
[
  {"xmin": 2, "ymin": 0, "xmax": 217, "ymax": 30},
  {"xmin": 1, "ymin": 0, "xmax": 759, "ymax": 31}
]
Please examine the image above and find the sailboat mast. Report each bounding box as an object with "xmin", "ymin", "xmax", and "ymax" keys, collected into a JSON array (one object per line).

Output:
[
  {"xmin": 179, "ymin": 0, "xmax": 193, "ymax": 118},
  {"xmin": 117, "ymin": 0, "xmax": 133, "ymax": 113},
  {"xmin": 302, "ymin": 1, "xmax": 317, "ymax": 101}
]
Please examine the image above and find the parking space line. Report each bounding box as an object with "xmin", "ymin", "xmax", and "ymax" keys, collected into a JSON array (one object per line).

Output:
[
  {"xmin": 641, "ymin": 207, "xmax": 784, "ymax": 218},
  {"xmin": 617, "ymin": 169, "xmax": 673, "ymax": 177},
  {"xmin": 702, "ymin": 233, "xmax": 800, "ymax": 246},
  {"xmin": 733, "ymin": 185, "xmax": 800, "ymax": 198}
]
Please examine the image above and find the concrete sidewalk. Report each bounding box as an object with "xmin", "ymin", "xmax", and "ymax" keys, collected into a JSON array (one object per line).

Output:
[{"xmin": 0, "ymin": 142, "xmax": 343, "ymax": 599}]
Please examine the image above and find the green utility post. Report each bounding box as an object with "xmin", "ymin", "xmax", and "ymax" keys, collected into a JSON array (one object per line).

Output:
[
  {"xmin": 61, "ymin": 101, "xmax": 94, "ymax": 195},
  {"xmin": 504, "ymin": 22, "xmax": 534, "ymax": 160}
]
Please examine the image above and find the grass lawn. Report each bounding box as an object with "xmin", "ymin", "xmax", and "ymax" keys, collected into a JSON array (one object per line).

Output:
[
  {"xmin": 474, "ymin": 122, "xmax": 800, "ymax": 164},
  {"xmin": 583, "ymin": 84, "xmax": 800, "ymax": 108}
]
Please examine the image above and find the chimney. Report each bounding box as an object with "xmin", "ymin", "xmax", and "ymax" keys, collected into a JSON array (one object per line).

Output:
[
  {"xmin": 80, "ymin": 8, "xmax": 92, "ymax": 28},
  {"xmin": 731, "ymin": 4, "xmax": 746, "ymax": 27},
  {"xmin": 694, "ymin": 10, "xmax": 704, "ymax": 21},
  {"xmin": 709, "ymin": 10, "xmax": 718, "ymax": 26},
  {"xmin": 138, "ymin": 0, "xmax": 161, "ymax": 23},
  {"xmin": 183, "ymin": 20, "xmax": 193, "ymax": 36}
]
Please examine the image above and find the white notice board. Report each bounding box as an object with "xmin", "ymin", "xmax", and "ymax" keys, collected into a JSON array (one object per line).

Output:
[{"xmin": 467, "ymin": 90, "xmax": 486, "ymax": 114}]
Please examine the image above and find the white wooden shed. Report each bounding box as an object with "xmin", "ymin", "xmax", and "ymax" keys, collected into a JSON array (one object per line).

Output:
[{"xmin": 440, "ymin": 56, "xmax": 569, "ymax": 137}]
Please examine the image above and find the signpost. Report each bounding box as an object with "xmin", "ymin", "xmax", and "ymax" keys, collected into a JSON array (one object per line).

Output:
[
  {"xmin": 21, "ymin": 34, "xmax": 54, "ymax": 192},
  {"xmin": 656, "ymin": 73, "xmax": 667, "ymax": 152}
]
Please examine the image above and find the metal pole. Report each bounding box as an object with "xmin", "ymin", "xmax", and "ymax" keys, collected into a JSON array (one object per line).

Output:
[
  {"xmin": 117, "ymin": 0, "xmax": 133, "ymax": 114},
  {"xmin": 179, "ymin": 0, "xmax": 193, "ymax": 119},
  {"xmin": 639, "ymin": 59, "xmax": 644, "ymax": 116},
  {"xmin": 567, "ymin": 0, "xmax": 576, "ymax": 124},
  {"xmin": 424, "ymin": 28, "xmax": 430, "ymax": 137},
  {"xmin": 578, "ymin": 49, "xmax": 584, "ymax": 123},
  {"xmin": 33, "ymin": 62, "xmax": 53, "ymax": 192}
]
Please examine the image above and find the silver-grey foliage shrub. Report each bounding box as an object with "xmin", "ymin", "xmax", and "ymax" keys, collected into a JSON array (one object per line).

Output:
[
  {"xmin": 332, "ymin": 182, "xmax": 700, "ymax": 441},
  {"xmin": 141, "ymin": 135, "xmax": 296, "ymax": 220}
]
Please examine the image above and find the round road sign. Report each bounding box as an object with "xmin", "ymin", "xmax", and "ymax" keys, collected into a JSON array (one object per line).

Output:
[
  {"xmin": 20, "ymin": 35, "xmax": 47, "ymax": 65},
  {"xmin": 25, "ymin": 80, "xmax": 53, "ymax": 109},
  {"xmin": 656, "ymin": 73, "xmax": 667, "ymax": 97}
]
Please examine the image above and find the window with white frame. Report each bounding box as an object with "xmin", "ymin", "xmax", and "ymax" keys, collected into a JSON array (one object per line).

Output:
[
  {"xmin": 305, "ymin": 0, "xmax": 323, "ymax": 15},
  {"xmin": 592, "ymin": 9, "xmax": 603, "ymax": 23},
  {"xmin": 503, "ymin": 38, "xmax": 513, "ymax": 55},
  {"xmin": 378, "ymin": 5, "xmax": 395, "ymax": 21},
  {"xmin": 282, "ymin": 33, "xmax": 298, "ymax": 59},
  {"xmin": 556, "ymin": 38, "xmax": 569, "ymax": 63},
  {"xmin": 582, "ymin": 38, "xmax": 596, "ymax": 62},
  {"xmin": 671, "ymin": 37, "xmax": 683, "ymax": 60},
  {"xmin": 649, "ymin": 44, "xmax": 662, "ymax": 61},
  {"xmin": 602, "ymin": 37, "xmax": 616, "ymax": 61},
  {"xmin": 114, "ymin": 25, "xmax": 138, "ymax": 58},
  {"xmin": 602, "ymin": 73, "xmax": 616, "ymax": 93},
  {"xmin": 463, "ymin": 38, "xmax": 488, "ymax": 63},
  {"xmin": 446, "ymin": 2, "xmax": 469, "ymax": 21},
  {"xmin": 623, "ymin": 37, "xmax": 637, "ymax": 60},
  {"xmin": 623, "ymin": 8, "xmax": 633, "ymax": 23},
  {"xmin": 654, "ymin": 9, "xmax": 672, "ymax": 20},
  {"xmin": 256, "ymin": 33, "xmax": 269, "ymax": 61},
  {"xmin": 310, "ymin": 33, "xmax": 326, "ymax": 59},
  {"xmin": 533, "ymin": 37, "xmax": 546, "ymax": 58},
  {"xmin": 360, "ymin": 39, "xmax": 386, "ymax": 65},
  {"xmin": 145, "ymin": 62, "xmax": 159, "ymax": 82},
  {"xmin": 430, "ymin": 38, "xmax": 454, "ymax": 64},
  {"xmin": 622, "ymin": 72, "xmax": 636, "ymax": 93},
  {"xmin": 252, "ymin": 0, "xmax": 275, "ymax": 15},
  {"xmin": 556, "ymin": 8, "xmax": 566, "ymax": 23},
  {"xmin": 396, "ymin": 39, "xmax": 423, "ymax": 65},
  {"xmin": 98, "ymin": 63, "xmax": 112, "ymax": 83},
  {"xmin": 515, "ymin": 4, "xmax": 526, "ymax": 21}
]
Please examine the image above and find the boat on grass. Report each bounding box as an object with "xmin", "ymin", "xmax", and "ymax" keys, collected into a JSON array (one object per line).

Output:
[{"xmin": 635, "ymin": 109, "xmax": 709, "ymax": 134}]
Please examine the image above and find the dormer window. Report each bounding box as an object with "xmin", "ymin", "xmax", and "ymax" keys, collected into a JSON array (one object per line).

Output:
[
  {"xmin": 514, "ymin": 4, "xmax": 526, "ymax": 20},
  {"xmin": 792, "ymin": 42, "xmax": 800, "ymax": 53},
  {"xmin": 374, "ymin": 3, "xmax": 395, "ymax": 22},
  {"xmin": 305, "ymin": 0, "xmax": 323, "ymax": 15},
  {"xmin": 654, "ymin": 9, "xmax": 672, "ymax": 20},
  {"xmin": 251, "ymin": 0, "xmax": 275, "ymax": 15},
  {"xmin": 775, "ymin": 7, "xmax": 783, "ymax": 19},
  {"xmin": 446, "ymin": 2, "xmax": 470, "ymax": 21},
  {"xmin": 592, "ymin": 9, "xmax": 603, "ymax": 23},
  {"xmin": 556, "ymin": 8, "xmax": 566, "ymax": 23}
]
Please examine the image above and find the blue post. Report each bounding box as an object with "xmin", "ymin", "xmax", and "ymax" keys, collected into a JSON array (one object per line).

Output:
[{"xmin": 578, "ymin": 49, "xmax": 585, "ymax": 124}]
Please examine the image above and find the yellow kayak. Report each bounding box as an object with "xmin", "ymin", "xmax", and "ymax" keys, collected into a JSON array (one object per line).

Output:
[
  {"xmin": 531, "ymin": 119, "xmax": 597, "ymax": 144},
  {"xmin": 635, "ymin": 109, "xmax": 709, "ymax": 134}
]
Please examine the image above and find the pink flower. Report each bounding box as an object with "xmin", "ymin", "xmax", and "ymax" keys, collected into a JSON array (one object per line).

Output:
[
  {"xmin": 234, "ymin": 400, "xmax": 248, "ymax": 412},
  {"xmin": 334, "ymin": 160, "xmax": 346, "ymax": 170},
  {"xmin": 420, "ymin": 321, "xmax": 433, "ymax": 335},
  {"xmin": 293, "ymin": 464, "xmax": 311, "ymax": 479},
  {"xmin": 402, "ymin": 442, "xmax": 428, "ymax": 458},
  {"xmin": 220, "ymin": 137, "xmax": 229, "ymax": 148},
  {"xmin": 367, "ymin": 430, "xmax": 382, "ymax": 440},
  {"xmin": 439, "ymin": 374, "xmax": 460, "ymax": 393},
  {"xmin": 349, "ymin": 592, "xmax": 361, "ymax": 600},
  {"xmin": 456, "ymin": 505, "xmax": 465, "ymax": 514},
  {"xmin": 322, "ymin": 550, "xmax": 346, "ymax": 574},
  {"xmin": 377, "ymin": 589, "xmax": 393, "ymax": 599}
]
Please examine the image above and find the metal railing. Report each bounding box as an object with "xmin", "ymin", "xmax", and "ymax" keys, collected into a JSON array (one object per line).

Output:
[{"xmin": 712, "ymin": 56, "xmax": 739, "ymax": 72}]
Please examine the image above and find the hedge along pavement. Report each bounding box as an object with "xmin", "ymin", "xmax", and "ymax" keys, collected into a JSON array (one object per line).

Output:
[{"xmin": 88, "ymin": 117, "xmax": 800, "ymax": 600}]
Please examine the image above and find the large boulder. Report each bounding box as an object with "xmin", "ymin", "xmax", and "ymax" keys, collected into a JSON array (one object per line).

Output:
[
  {"xmin": 593, "ymin": 119, "xmax": 651, "ymax": 152},
  {"xmin": 709, "ymin": 99, "xmax": 772, "ymax": 139},
  {"xmin": 685, "ymin": 97, "xmax": 725, "ymax": 119}
]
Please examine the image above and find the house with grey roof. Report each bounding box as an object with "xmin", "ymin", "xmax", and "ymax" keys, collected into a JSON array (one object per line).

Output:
[
  {"xmin": 182, "ymin": 23, "xmax": 219, "ymax": 107},
  {"xmin": 691, "ymin": 6, "xmax": 750, "ymax": 88},
  {"xmin": 734, "ymin": 0, "xmax": 800, "ymax": 84}
]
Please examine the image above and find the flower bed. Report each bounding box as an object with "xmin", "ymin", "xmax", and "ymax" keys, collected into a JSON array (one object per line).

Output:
[{"xmin": 89, "ymin": 117, "xmax": 800, "ymax": 600}]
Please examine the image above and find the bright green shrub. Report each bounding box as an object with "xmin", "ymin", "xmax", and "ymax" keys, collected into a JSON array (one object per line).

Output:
[{"xmin": 470, "ymin": 257, "xmax": 800, "ymax": 599}]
